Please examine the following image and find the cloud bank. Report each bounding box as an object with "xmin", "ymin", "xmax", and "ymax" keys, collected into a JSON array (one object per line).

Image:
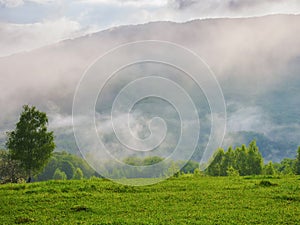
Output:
[
  {"xmin": 0, "ymin": 18, "xmax": 94, "ymax": 57},
  {"xmin": 1, "ymin": 0, "xmax": 300, "ymax": 57}
]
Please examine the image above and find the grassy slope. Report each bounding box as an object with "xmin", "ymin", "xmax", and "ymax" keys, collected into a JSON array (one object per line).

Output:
[{"xmin": 0, "ymin": 176, "xmax": 300, "ymax": 224}]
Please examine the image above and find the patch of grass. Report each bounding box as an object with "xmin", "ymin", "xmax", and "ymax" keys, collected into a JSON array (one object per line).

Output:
[{"xmin": 0, "ymin": 176, "xmax": 300, "ymax": 224}]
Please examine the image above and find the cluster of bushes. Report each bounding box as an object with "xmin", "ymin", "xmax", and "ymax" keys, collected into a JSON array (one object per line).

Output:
[
  {"xmin": 206, "ymin": 140, "xmax": 264, "ymax": 176},
  {"xmin": 206, "ymin": 141, "xmax": 300, "ymax": 177},
  {"xmin": 36, "ymin": 152, "xmax": 96, "ymax": 181},
  {"xmin": 0, "ymin": 151, "xmax": 96, "ymax": 183}
]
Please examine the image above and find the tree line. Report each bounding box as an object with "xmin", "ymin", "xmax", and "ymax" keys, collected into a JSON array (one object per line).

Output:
[
  {"xmin": 1, "ymin": 105, "xmax": 300, "ymax": 184},
  {"xmin": 206, "ymin": 141, "xmax": 300, "ymax": 176}
]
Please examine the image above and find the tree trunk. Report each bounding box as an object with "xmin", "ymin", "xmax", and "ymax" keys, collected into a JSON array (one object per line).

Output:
[{"xmin": 27, "ymin": 170, "xmax": 31, "ymax": 183}]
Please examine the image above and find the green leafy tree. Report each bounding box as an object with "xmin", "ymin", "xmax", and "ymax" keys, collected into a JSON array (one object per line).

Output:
[
  {"xmin": 206, "ymin": 148, "xmax": 225, "ymax": 176},
  {"xmin": 111, "ymin": 167, "xmax": 123, "ymax": 179},
  {"xmin": 123, "ymin": 157, "xmax": 143, "ymax": 166},
  {"xmin": 6, "ymin": 105, "xmax": 55, "ymax": 182},
  {"xmin": 222, "ymin": 146, "xmax": 235, "ymax": 175},
  {"xmin": 247, "ymin": 140, "xmax": 263, "ymax": 175},
  {"xmin": 53, "ymin": 168, "xmax": 67, "ymax": 180},
  {"xmin": 167, "ymin": 161, "xmax": 180, "ymax": 177},
  {"xmin": 226, "ymin": 166, "xmax": 239, "ymax": 177},
  {"xmin": 295, "ymin": 147, "xmax": 300, "ymax": 175},
  {"xmin": 180, "ymin": 160, "xmax": 199, "ymax": 174},
  {"xmin": 73, "ymin": 168, "xmax": 84, "ymax": 180},
  {"xmin": 143, "ymin": 156, "xmax": 164, "ymax": 166},
  {"xmin": 0, "ymin": 150, "xmax": 25, "ymax": 183},
  {"xmin": 59, "ymin": 160, "xmax": 75, "ymax": 180},
  {"xmin": 193, "ymin": 168, "xmax": 202, "ymax": 177},
  {"xmin": 36, "ymin": 151, "xmax": 95, "ymax": 181},
  {"xmin": 36, "ymin": 157, "xmax": 58, "ymax": 181},
  {"xmin": 235, "ymin": 145, "xmax": 248, "ymax": 176},
  {"xmin": 276, "ymin": 158, "xmax": 295, "ymax": 175},
  {"xmin": 264, "ymin": 161, "xmax": 276, "ymax": 175},
  {"xmin": 207, "ymin": 141, "xmax": 265, "ymax": 176}
]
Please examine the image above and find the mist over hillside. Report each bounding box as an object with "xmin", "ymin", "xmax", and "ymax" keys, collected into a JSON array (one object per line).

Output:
[{"xmin": 1, "ymin": 14, "xmax": 300, "ymax": 162}]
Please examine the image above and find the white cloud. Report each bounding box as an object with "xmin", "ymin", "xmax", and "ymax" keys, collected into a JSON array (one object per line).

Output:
[
  {"xmin": 0, "ymin": 17, "xmax": 97, "ymax": 57},
  {"xmin": 1, "ymin": 0, "xmax": 300, "ymax": 59},
  {"xmin": 0, "ymin": 0, "xmax": 57, "ymax": 8},
  {"xmin": 77, "ymin": 0, "xmax": 168, "ymax": 8},
  {"xmin": 72, "ymin": 0, "xmax": 300, "ymax": 33},
  {"xmin": 166, "ymin": 0, "xmax": 300, "ymax": 19},
  {"xmin": 0, "ymin": 0, "xmax": 24, "ymax": 8},
  {"xmin": 227, "ymin": 106, "xmax": 271, "ymax": 133}
]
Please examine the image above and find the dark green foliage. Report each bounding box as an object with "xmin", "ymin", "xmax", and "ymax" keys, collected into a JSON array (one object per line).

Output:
[
  {"xmin": 247, "ymin": 140, "xmax": 264, "ymax": 175},
  {"xmin": 206, "ymin": 141, "xmax": 264, "ymax": 176},
  {"xmin": 180, "ymin": 160, "xmax": 199, "ymax": 174},
  {"xmin": 206, "ymin": 148, "xmax": 225, "ymax": 176},
  {"xmin": 53, "ymin": 168, "xmax": 67, "ymax": 180},
  {"xmin": 295, "ymin": 147, "xmax": 300, "ymax": 175},
  {"xmin": 0, "ymin": 150, "xmax": 25, "ymax": 183},
  {"xmin": 6, "ymin": 105, "xmax": 55, "ymax": 180},
  {"xmin": 143, "ymin": 156, "xmax": 164, "ymax": 165},
  {"xmin": 15, "ymin": 217, "xmax": 34, "ymax": 224},
  {"xmin": 59, "ymin": 160, "xmax": 75, "ymax": 180},
  {"xmin": 273, "ymin": 158, "xmax": 295, "ymax": 175},
  {"xmin": 223, "ymin": 147, "xmax": 235, "ymax": 172},
  {"xmin": 123, "ymin": 156, "xmax": 164, "ymax": 166},
  {"xmin": 73, "ymin": 168, "xmax": 84, "ymax": 180},
  {"xmin": 123, "ymin": 157, "xmax": 143, "ymax": 166},
  {"xmin": 70, "ymin": 205, "xmax": 88, "ymax": 212},
  {"xmin": 226, "ymin": 166, "xmax": 239, "ymax": 177},
  {"xmin": 258, "ymin": 180, "xmax": 278, "ymax": 187},
  {"xmin": 36, "ymin": 157, "xmax": 58, "ymax": 181},
  {"xmin": 264, "ymin": 162, "xmax": 276, "ymax": 175},
  {"xmin": 235, "ymin": 145, "xmax": 248, "ymax": 176},
  {"xmin": 193, "ymin": 168, "xmax": 202, "ymax": 176},
  {"xmin": 36, "ymin": 152, "xmax": 95, "ymax": 181}
]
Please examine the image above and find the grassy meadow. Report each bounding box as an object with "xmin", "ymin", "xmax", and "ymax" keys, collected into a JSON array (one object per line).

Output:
[{"xmin": 0, "ymin": 176, "xmax": 300, "ymax": 224}]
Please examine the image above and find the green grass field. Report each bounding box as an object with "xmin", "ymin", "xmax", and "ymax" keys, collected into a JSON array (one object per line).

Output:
[{"xmin": 1, "ymin": 176, "xmax": 300, "ymax": 224}]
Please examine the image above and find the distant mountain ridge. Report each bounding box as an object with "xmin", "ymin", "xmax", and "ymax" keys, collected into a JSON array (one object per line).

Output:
[{"xmin": 1, "ymin": 14, "xmax": 300, "ymax": 162}]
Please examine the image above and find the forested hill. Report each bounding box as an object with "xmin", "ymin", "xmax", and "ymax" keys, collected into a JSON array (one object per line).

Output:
[{"xmin": 1, "ymin": 15, "xmax": 300, "ymax": 162}]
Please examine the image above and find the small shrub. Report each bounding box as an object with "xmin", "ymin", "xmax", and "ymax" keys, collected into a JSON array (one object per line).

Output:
[
  {"xmin": 193, "ymin": 168, "xmax": 202, "ymax": 177},
  {"xmin": 15, "ymin": 217, "xmax": 34, "ymax": 224},
  {"xmin": 73, "ymin": 168, "xmax": 84, "ymax": 180},
  {"xmin": 258, "ymin": 180, "xmax": 278, "ymax": 187},
  {"xmin": 53, "ymin": 168, "xmax": 67, "ymax": 180},
  {"xmin": 71, "ymin": 205, "xmax": 88, "ymax": 212},
  {"xmin": 227, "ymin": 166, "xmax": 239, "ymax": 177}
]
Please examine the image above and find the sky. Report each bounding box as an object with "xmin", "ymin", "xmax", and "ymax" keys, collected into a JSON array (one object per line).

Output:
[{"xmin": 1, "ymin": 0, "xmax": 300, "ymax": 57}]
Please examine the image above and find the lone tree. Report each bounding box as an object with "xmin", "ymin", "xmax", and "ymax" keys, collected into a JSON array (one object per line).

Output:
[{"xmin": 6, "ymin": 105, "xmax": 55, "ymax": 182}]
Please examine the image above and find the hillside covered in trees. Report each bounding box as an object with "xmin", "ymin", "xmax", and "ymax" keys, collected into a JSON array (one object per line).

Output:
[{"xmin": 1, "ymin": 141, "xmax": 300, "ymax": 183}]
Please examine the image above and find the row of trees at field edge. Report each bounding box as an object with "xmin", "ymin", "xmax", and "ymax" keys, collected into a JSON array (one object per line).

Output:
[
  {"xmin": 206, "ymin": 142, "xmax": 300, "ymax": 177},
  {"xmin": 206, "ymin": 141, "xmax": 263, "ymax": 176},
  {"xmin": 1, "ymin": 105, "xmax": 300, "ymax": 183}
]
